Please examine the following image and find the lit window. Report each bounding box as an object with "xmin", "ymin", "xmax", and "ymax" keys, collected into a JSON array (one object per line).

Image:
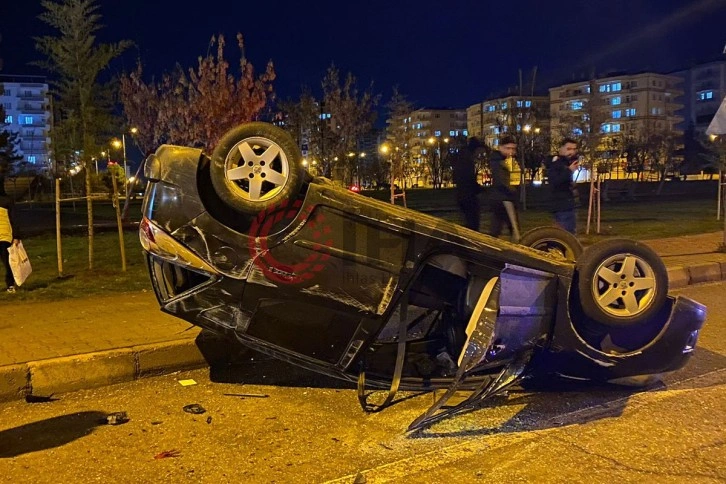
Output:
[
  {"xmin": 28, "ymin": 155, "xmax": 37, "ymax": 163},
  {"xmin": 572, "ymin": 101, "xmax": 583, "ymax": 110},
  {"xmin": 612, "ymin": 110, "xmax": 622, "ymax": 118},
  {"xmin": 516, "ymin": 101, "xmax": 523, "ymax": 107},
  {"xmin": 493, "ymin": 139, "xmax": 499, "ymax": 146},
  {"xmin": 434, "ymin": 130, "xmax": 441, "ymax": 136},
  {"xmin": 612, "ymin": 82, "xmax": 621, "ymax": 91},
  {"xmin": 612, "ymin": 124, "xmax": 621, "ymax": 132},
  {"xmin": 625, "ymin": 108, "xmax": 636, "ymax": 117},
  {"xmin": 463, "ymin": 130, "xmax": 468, "ymax": 136},
  {"xmin": 23, "ymin": 116, "xmax": 33, "ymax": 125},
  {"xmin": 421, "ymin": 149, "xmax": 427, "ymax": 155},
  {"xmin": 573, "ymin": 128, "xmax": 583, "ymax": 135},
  {"xmin": 3, "ymin": 115, "xmax": 11, "ymax": 123},
  {"xmin": 493, "ymin": 127, "xmax": 500, "ymax": 134},
  {"xmin": 601, "ymin": 124, "xmax": 611, "ymax": 133},
  {"xmin": 599, "ymin": 85, "xmax": 608, "ymax": 93},
  {"xmin": 449, "ymin": 130, "xmax": 456, "ymax": 136},
  {"xmin": 487, "ymin": 105, "xmax": 495, "ymax": 112},
  {"xmin": 501, "ymin": 102, "xmax": 508, "ymax": 109},
  {"xmin": 525, "ymin": 100, "xmax": 532, "ymax": 107},
  {"xmin": 611, "ymin": 97, "xmax": 621, "ymax": 105}
]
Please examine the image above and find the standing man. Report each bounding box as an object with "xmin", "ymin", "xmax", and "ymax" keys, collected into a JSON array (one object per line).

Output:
[
  {"xmin": 488, "ymin": 135, "xmax": 521, "ymax": 241},
  {"xmin": 545, "ymin": 138, "xmax": 580, "ymax": 234},
  {"xmin": 452, "ymin": 136, "xmax": 485, "ymax": 231},
  {"xmin": 0, "ymin": 189, "xmax": 21, "ymax": 293}
]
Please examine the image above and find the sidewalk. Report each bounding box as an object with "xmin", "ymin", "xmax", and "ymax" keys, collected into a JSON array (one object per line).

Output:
[{"xmin": 1, "ymin": 232, "xmax": 725, "ymax": 402}]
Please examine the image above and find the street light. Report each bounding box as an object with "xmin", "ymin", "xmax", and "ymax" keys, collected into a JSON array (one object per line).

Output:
[
  {"xmin": 111, "ymin": 128, "xmax": 139, "ymax": 181},
  {"xmin": 111, "ymin": 136, "xmax": 128, "ymax": 180}
]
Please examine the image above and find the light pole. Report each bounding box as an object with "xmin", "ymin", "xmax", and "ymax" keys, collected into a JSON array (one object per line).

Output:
[
  {"xmin": 358, "ymin": 152, "xmax": 366, "ymax": 187},
  {"xmin": 111, "ymin": 137, "xmax": 126, "ymax": 180},
  {"xmin": 346, "ymin": 151, "xmax": 367, "ymax": 187},
  {"xmin": 379, "ymin": 143, "xmax": 393, "ymax": 203}
]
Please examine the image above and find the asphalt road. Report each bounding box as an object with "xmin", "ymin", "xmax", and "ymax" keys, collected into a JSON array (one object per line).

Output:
[{"xmin": 0, "ymin": 282, "xmax": 724, "ymax": 483}]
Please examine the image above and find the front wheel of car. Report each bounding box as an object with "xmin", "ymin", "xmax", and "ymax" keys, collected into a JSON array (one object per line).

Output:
[
  {"xmin": 519, "ymin": 226, "xmax": 583, "ymax": 261},
  {"xmin": 576, "ymin": 239, "xmax": 668, "ymax": 327},
  {"xmin": 210, "ymin": 122, "xmax": 304, "ymax": 214}
]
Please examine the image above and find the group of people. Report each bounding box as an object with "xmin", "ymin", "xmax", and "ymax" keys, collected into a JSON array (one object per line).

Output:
[{"xmin": 453, "ymin": 136, "xmax": 580, "ymax": 239}]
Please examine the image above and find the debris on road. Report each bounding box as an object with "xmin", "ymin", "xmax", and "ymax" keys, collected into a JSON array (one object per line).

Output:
[
  {"xmin": 182, "ymin": 404, "xmax": 206, "ymax": 414},
  {"xmin": 178, "ymin": 379, "xmax": 197, "ymax": 386},
  {"xmin": 105, "ymin": 412, "xmax": 129, "ymax": 425},
  {"xmin": 154, "ymin": 449, "xmax": 181, "ymax": 459},
  {"xmin": 206, "ymin": 416, "xmax": 212, "ymax": 424}
]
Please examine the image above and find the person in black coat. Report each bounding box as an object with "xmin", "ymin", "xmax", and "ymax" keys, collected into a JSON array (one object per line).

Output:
[
  {"xmin": 488, "ymin": 135, "xmax": 520, "ymax": 240},
  {"xmin": 451, "ymin": 136, "xmax": 486, "ymax": 231},
  {"xmin": 544, "ymin": 138, "xmax": 580, "ymax": 234}
]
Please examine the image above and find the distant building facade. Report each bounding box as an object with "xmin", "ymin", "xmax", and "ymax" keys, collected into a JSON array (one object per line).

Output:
[
  {"xmin": 466, "ymin": 95, "xmax": 550, "ymax": 147},
  {"xmin": 549, "ymin": 72, "xmax": 683, "ymax": 142},
  {"xmin": 673, "ymin": 59, "xmax": 726, "ymax": 137},
  {"xmin": 403, "ymin": 107, "xmax": 468, "ymax": 148},
  {"xmin": 386, "ymin": 107, "xmax": 467, "ymax": 187},
  {"xmin": 0, "ymin": 75, "xmax": 52, "ymax": 172}
]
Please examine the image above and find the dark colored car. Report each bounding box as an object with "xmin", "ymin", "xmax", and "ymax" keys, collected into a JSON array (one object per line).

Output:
[{"xmin": 140, "ymin": 123, "xmax": 706, "ymax": 431}]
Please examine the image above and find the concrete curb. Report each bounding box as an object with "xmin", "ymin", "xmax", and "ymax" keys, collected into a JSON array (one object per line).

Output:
[
  {"xmin": 668, "ymin": 262, "xmax": 726, "ymax": 289},
  {"xmin": 0, "ymin": 335, "xmax": 233, "ymax": 402}
]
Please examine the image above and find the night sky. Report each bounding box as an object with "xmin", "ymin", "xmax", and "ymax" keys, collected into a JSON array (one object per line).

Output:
[{"xmin": 1, "ymin": 0, "xmax": 725, "ymax": 110}]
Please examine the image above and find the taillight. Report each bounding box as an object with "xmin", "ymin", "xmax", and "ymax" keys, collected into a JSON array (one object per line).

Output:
[{"xmin": 139, "ymin": 216, "xmax": 155, "ymax": 250}]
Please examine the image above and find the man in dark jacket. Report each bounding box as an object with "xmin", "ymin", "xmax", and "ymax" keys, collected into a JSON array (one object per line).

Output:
[
  {"xmin": 452, "ymin": 136, "xmax": 486, "ymax": 231},
  {"xmin": 544, "ymin": 138, "xmax": 579, "ymax": 234},
  {"xmin": 488, "ymin": 135, "xmax": 520, "ymax": 240}
]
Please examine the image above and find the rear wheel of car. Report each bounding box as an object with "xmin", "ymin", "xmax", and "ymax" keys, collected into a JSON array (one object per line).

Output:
[
  {"xmin": 519, "ymin": 226, "xmax": 583, "ymax": 261},
  {"xmin": 576, "ymin": 239, "xmax": 668, "ymax": 327},
  {"xmin": 210, "ymin": 122, "xmax": 304, "ymax": 214}
]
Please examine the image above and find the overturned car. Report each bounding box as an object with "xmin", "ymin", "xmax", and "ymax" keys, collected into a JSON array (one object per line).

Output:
[{"xmin": 140, "ymin": 122, "xmax": 706, "ymax": 430}]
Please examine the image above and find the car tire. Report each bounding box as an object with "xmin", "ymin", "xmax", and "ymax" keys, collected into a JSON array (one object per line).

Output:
[
  {"xmin": 519, "ymin": 226, "xmax": 583, "ymax": 261},
  {"xmin": 576, "ymin": 239, "xmax": 668, "ymax": 327},
  {"xmin": 210, "ymin": 122, "xmax": 304, "ymax": 214}
]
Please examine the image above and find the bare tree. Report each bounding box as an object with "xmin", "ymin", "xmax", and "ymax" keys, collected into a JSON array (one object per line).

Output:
[{"xmin": 322, "ymin": 64, "xmax": 379, "ymax": 184}]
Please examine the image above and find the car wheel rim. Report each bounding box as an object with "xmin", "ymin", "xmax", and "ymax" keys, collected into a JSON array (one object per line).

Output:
[
  {"xmin": 532, "ymin": 238, "xmax": 573, "ymax": 260},
  {"xmin": 224, "ymin": 136, "xmax": 290, "ymax": 202},
  {"xmin": 591, "ymin": 253, "xmax": 657, "ymax": 318}
]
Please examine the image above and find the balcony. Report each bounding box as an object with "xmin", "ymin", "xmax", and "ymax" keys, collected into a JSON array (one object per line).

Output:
[{"xmin": 18, "ymin": 104, "xmax": 48, "ymax": 115}]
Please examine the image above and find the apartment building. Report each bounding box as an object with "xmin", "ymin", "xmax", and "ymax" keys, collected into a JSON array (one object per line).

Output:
[
  {"xmin": 549, "ymin": 73, "xmax": 683, "ymax": 142},
  {"xmin": 673, "ymin": 59, "xmax": 726, "ymax": 137},
  {"xmin": 0, "ymin": 74, "xmax": 52, "ymax": 172},
  {"xmin": 466, "ymin": 95, "xmax": 550, "ymax": 147},
  {"xmin": 399, "ymin": 107, "xmax": 468, "ymax": 149}
]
